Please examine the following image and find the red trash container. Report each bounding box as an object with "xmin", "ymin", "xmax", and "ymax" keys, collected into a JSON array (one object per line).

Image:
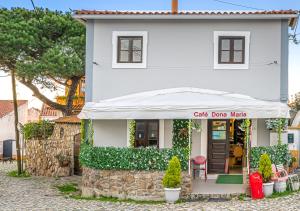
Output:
[{"xmin": 250, "ymin": 172, "xmax": 264, "ymax": 199}]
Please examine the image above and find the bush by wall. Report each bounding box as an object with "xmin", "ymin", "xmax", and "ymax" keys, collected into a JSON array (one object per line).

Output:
[
  {"xmin": 23, "ymin": 121, "xmax": 54, "ymax": 140},
  {"xmin": 250, "ymin": 144, "xmax": 291, "ymax": 168},
  {"xmin": 80, "ymin": 145, "xmax": 189, "ymax": 171}
]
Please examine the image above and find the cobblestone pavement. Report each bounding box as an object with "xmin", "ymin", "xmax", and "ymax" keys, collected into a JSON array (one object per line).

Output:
[{"xmin": 0, "ymin": 162, "xmax": 300, "ymax": 211}]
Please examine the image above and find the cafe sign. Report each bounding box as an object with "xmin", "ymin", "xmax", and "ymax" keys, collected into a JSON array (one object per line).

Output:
[{"xmin": 193, "ymin": 111, "xmax": 247, "ymax": 119}]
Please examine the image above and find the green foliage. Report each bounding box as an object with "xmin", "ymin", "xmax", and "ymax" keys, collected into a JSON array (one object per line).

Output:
[
  {"xmin": 56, "ymin": 183, "xmax": 78, "ymax": 194},
  {"xmin": 0, "ymin": 8, "xmax": 85, "ymax": 114},
  {"xmin": 0, "ymin": 8, "xmax": 85, "ymax": 79},
  {"xmin": 23, "ymin": 121, "xmax": 54, "ymax": 140},
  {"xmin": 79, "ymin": 144, "xmax": 189, "ymax": 171},
  {"xmin": 129, "ymin": 120, "xmax": 136, "ymax": 148},
  {"xmin": 250, "ymin": 144, "xmax": 291, "ymax": 168},
  {"xmin": 71, "ymin": 195, "xmax": 165, "ymax": 204},
  {"xmin": 172, "ymin": 120, "xmax": 190, "ymax": 149},
  {"xmin": 258, "ymin": 154, "xmax": 273, "ymax": 183},
  {"xmin": 7, "ymin": 170, "xmax": 30, "ymax": 178},
  {"xmin": 162, "ymin": 156, "xmax": 181, "ymax": 188},
  {"xmin": 80, "ymin": 119, "xmax": 93, "ymax": 145}
]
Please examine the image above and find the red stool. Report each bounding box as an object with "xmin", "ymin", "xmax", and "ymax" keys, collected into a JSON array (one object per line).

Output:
[{"xmin": 191, "ymin": 156, "xmax": 207, "ymax": 181}]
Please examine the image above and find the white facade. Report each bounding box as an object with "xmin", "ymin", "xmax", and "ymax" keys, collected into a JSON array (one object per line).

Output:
[{"xmin": 0, "ymin": 103, "xmax": 28, "ymax": 158}]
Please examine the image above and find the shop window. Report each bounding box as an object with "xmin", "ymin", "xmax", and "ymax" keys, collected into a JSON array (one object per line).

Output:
[{"xmin": 135, "ymin": 120, "xmax": 159, "ymax": 148}]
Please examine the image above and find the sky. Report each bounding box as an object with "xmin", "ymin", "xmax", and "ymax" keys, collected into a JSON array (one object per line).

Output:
[{"xmin": 0, "ymin": 0, "xmax": 300, "ymax": 108}]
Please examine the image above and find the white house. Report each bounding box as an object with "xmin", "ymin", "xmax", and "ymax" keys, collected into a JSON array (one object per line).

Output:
[
  {"xmin": 0, "ymin": 100, "xmax": 28, "ymax": 159},
  {"xmin": 74, "ymin": 3, "xmax": 298, "ymax": 196}
]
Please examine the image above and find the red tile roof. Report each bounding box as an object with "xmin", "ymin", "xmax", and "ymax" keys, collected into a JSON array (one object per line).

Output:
[
  {"xmin": 0, "ymin": 100, "xmax": 27, "ymax": 118},
  {"xmin": 75, "ymin": 10, "xmax": 298, "ymax": 16},
  {"xmin": 40, "ymin": 103, "xmax": 60, "ymax": 117},
  {"xmin": 40, "ymin": 103, "xmax": 83, "ymax": 117}
]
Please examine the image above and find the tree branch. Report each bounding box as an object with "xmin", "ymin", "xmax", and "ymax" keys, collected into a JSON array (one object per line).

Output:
[
  {"xmin": 65, "ymin": 76, "xmax": 81, "ymax": 116},
  {"xmin": 19, "ymin": 77, "xmax": 67, "ymax": 112},
  {"xmin": 47, "ymin": 75, "xmax": 71, "ymax": 88}
]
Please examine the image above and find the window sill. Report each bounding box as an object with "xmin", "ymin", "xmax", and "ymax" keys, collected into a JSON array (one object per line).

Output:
[
  {"xmin": 214, "ymin": 63, "xmax": 249, "ymax": 70},
  {"xmin": 112, "ymin": 63, "xmax": 147, "ymax": 69}
]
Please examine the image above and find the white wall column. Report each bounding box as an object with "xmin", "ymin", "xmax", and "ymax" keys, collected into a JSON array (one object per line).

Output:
[
  {"xmin": 251, "ymin": 119, "xmax": 258, "ymax": 147},
  {"xmin": 159, "ymin": 120, "xmax": 165, "ymax": 148},
  {"xmin": 200, "ymin": 120, "xmax": 208, "ymax": 158}
]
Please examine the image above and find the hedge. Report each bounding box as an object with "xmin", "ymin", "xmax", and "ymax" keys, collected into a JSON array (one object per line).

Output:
[
  {"xmin": 23, "ymin": 121, "xmax": 54, "ymax": 140},
  {"xmin": 250, "ymin": 144, "xmax": 291, "ymax": 168},
  {"xmin": 79, "ymin": 144, "xmax": 189, "ymax": 171}
]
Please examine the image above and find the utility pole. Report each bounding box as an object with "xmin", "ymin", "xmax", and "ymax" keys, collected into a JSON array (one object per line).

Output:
[{"xmin": 11, "ymin": 69, "xmax": 22, "ymax": 174}]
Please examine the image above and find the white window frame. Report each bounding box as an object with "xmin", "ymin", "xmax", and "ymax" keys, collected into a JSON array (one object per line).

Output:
[
  {"xmin": 214, "ymin": 31, "xmax": 250, "ymax": 70},
  {"xmin": 112, "ymin": 31, "xmax": 148, "ymax": 69}
]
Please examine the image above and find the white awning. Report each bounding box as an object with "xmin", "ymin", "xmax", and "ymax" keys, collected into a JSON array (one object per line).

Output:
[{"xmin": 78, "ymin": 87, "xmax": 290, "ymax": 119}]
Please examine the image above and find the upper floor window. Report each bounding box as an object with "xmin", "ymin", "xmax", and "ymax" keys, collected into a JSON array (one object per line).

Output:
[
  {"xmin": 214, "ymin": 31, "xmax": 250, "ymax": 70},
  {"xmin": 118, "ymin": 36, "xmax": 143, "ymax": 63},
  {"xmin": 135, "ymin": 120, "xmax": 159, "ymax": 148},
  {"xmin": 112, "ymin": 31, "xmax": 148, "ymax": 69},
  {"xmin": 218, "ymin": 36, "xmax": 245, "ymax": 64}
]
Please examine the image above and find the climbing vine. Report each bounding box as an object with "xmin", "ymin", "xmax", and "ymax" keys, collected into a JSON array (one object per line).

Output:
[
  {"xmin": 80, "ymin": 119, "xmax": 94, "ymax": 145},
  {"xmin": 172, "ymin": 120, "xmax": 190, "ymax": 149},
  {"xmin": 129, "ymin": 120, "xmax": 136, "ymax": 148}
]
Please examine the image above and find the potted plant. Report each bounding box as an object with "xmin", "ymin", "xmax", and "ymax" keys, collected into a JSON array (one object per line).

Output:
[
  {"xmin": 162, "ymin": 156, "xmax": 182, "ymax": 203},
  {"xmin": 258, "ymin": 153, "xmax": 274, "ymax": 197}
]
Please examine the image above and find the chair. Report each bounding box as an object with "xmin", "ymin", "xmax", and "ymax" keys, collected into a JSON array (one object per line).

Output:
[{"xmin": 191, "ymin": 156, "xmax": 207, "ymax": 181}]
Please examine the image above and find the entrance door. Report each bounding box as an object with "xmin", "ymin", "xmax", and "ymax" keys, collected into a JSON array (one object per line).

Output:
[
  {"xmin": 207, "ymin": 120, "xmax": 230, "ymax": 174},
  {"xmin": 3, "ymin": 140, "xmax": 13, "ymax": 159}
]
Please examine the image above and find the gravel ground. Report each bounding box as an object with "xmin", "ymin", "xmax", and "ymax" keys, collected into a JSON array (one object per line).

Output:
[{"xmin": 0, "ymin": 162, "xmax": 300, "ymax": 211}]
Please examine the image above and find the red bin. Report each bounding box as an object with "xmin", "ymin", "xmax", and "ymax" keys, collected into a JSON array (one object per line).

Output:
[{"xmin": 250, "ymin": 172, "xmax": 264, "ymax": 199}]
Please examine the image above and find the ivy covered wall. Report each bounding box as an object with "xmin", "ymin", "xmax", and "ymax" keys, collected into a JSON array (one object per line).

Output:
[{"xmin": 172, "ymin": 120, "xmax": 190, "ymax": 149}]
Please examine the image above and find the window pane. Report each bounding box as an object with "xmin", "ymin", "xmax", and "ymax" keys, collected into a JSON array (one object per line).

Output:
[
  {"xmin": 120, "ymin": 39, "xmax": 130, "ymax": 50},
  {"xmin": 119, "ymin": 51, "xmax": 129, "ymax": 62},
  {"xmin": 212, "ymin": 131, "xmax": 226, "ymax": 140},
  {"xmin": 234, "ymin": 39, "xmax": 243, "ymax": 50},
  {"xmin": 132, "ymin": 50, "xmax": 142, "ymax": 62},
  {"xmin": 220, "ymin": 51, "xmax": 230, "ymax": 63},
  {"xmin": 221, "ymin": 39, "xmax": 230, "ymax": 50},
  {"xmin": 212, "ymin": 121, "xmax": 227, "ymax": 130},
  {"xmin": 234, "ymin": 51, "xmax": 243, "ymax": 63},
  {"xmin": 132, "ymin": 39, "xmax": 142, "ymax": 50}
]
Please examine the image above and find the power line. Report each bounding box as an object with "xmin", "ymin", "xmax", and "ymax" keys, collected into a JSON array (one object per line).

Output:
[{"xmin": 211, "ymin": 0, "xmax": 265, "ymax": 11}]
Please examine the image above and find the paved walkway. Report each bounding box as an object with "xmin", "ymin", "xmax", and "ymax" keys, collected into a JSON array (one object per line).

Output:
[{"xmin": 0, "ymin": 162, "xmax": 300, "ymax": 210}]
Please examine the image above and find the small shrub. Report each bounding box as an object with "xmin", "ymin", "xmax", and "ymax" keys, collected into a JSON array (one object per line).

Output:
[
  {"xmin": 7, "ymin": 170, "xmax": 30, "ymax": 178},
  {"xmin": 162, "ymin": 156, "xmax": 181, "ymax": 188},
  {"xmin": 258, "ymin": 154, "xmax": 273, "ymax": 183},
  {"xmin": 23, "ymin": 121, "xmax": 54, "ymax": 140}
]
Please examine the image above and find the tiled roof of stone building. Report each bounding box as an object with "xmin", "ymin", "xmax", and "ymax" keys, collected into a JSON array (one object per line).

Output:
[{"xmin": 0, "ymin": 100, "xmax": 27, "ymax": 118}]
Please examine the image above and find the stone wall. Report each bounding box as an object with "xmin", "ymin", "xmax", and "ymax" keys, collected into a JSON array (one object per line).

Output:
[
  {"xmin": 26, "ymin": 122, "xmax": 80, "ymax": 177},
  {"xmin": 81, "ymin": 167, "xmax": 192, "ymax": 201}
]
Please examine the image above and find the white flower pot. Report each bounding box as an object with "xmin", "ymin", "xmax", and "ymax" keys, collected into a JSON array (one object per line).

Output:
[
  {"xmin": 292, "ymin": 182, "xmax": 300, "ymax": 191},
  {"xmin": 164, "ymin": 187, "xmax": 181, "ymax": 203},
  {"xmin": 274, "ymin": 181, "xmax": 286, "ymax": 193},
  {"xmin": 263, "ymin": 182, "xmax": 274, "ymax": 197}
]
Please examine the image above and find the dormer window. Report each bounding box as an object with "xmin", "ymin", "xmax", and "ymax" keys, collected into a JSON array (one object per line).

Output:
[
  {"xmin": 214, "ymin": 31, "xmax": 250, "ymax": 69},
  {"xmin": 112, "ymin": 31, "xmax": 148, "ymax": 68}
]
